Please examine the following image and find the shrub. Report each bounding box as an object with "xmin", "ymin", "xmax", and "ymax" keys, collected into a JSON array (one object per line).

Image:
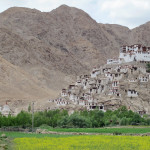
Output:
[
  {"xmin": 120, "ymin": 117, "xmax": 129, "ymax": 126},
  {"xmin": 68, "ymin": 114, "xmax": 91, "ymax": 128},
  {"xmin": 113, "ymin": 131, "xmax": 122, "ymax": 135}
]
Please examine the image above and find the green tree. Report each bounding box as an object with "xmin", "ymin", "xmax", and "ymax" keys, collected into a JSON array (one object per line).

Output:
[
  {"xmin": 90, "ymin": 110, "xmax": 104, "ymax": 127},
  {"xmin": 120, "ymin": 117, "xmax": 129, "ymax": 126},
  {"xmin": 111, "ymin": 115, "xmax": 119, "ymax": 125},
  {"xmin": 132, "ymin": 113, "xmax": 141, "ymax": 124},
  {"xmin": 16, "ymin": 111, "xmax": 31, "ymax": 127},
  {"xmin": 58, "ymin": 116, "xmax": 69, "ymax": 128},
  {"xmin": 67, "ymin": 114, "xmax": 91, "ymax": 128},
  {"xmin": 146, "ymin": 63, "xmax": 150, "ymax": 73}
]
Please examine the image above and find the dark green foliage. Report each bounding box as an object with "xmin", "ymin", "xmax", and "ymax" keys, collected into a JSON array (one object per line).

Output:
[
  {"xmin": 58, "ymin": 112, "xmax": 91, "ymax": 128},
  {"xmin": 131, "ymin": 113, "xmax": 142, "ymax": 124},
  {"xmin": 120, "ymin": 117, "xmax": 129, "ymax": 126},
  {"xmin": 28, "ymin": 104, "xmax": 31, "ymax": 112},
  {"xmin": 67, "ymin": 114, "xmax": 91, "ymax": 128},
  {"xmin": 16, "ymin": 111, "xmax": 31, "ymax": 127},
  {"xmin": 89, "ymin": 110, "xmax": 104, "ymax": 127},
  {"xmin": 113, "ymin": 131, "xmax": 122, "ymax": 135},
  {"xmin": 146, "ymin": 63, "xmax": 150, "ymax": 73},
  {"xmin": 0, "ymin": 106, "xmax": 150, "ymax": 128},
  {"xmin": 111, "ymin": 115, "xmax": 119, "ymax": 125},
  {"xmin": 146, "ymin": 119, "xmax": 150, "ymax": 125},
  {"xmin": 34, "ymin": 109, "xmax": 68, "ymax": 127},
  {"xmin": 58, "ymin": 116, "xmax": 70, "ymax": 128}
]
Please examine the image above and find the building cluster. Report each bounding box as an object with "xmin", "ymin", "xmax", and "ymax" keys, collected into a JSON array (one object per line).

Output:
[
  {"xmin": 50, "ymin": 45, "xmax": 150, "ymax": 114},
  {"xmin": 107, "ymin": 44, "xmax": 150, "ymax": 64}
]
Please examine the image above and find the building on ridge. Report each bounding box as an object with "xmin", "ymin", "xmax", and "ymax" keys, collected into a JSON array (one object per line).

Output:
[{"xmin": 107, "ymin": 44, "xmax": 150, "ymax": 64}]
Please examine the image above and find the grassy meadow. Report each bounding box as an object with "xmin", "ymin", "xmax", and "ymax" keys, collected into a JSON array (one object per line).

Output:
[
  {"xmin": 41, "ymin": 126, "xmax": 150, "ymax": 134},
  {"xmin": 0, "ymin": 131, "xmax": 71, "ymax": 138},
  {"xmin": 1, "ymin": 127, "xmax": 150, "ymax": 150}
]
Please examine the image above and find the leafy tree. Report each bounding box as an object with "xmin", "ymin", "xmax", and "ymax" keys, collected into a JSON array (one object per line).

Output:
[
  {"xmin": 58, "ymin": 116, "xmax": 69, "ymax": 128},
  {"xmin": 146, "ymin": 63, "xmax": 150, "ymax": 73},
  {"xmin": 68, "ymin": 114, "xmax": 91, "ymax": 128},
  {"xmin": 111, "ymin": 115, "xmax": 119, "ymax": 125},
  {"xmin": 34, "ymin": 112, "xmax": 47, "ymax": 127},
  {"xmin": 90, "ymin": 110, "xmax": 104, "ymax": 127},
  {"xmin": 146, "ymin": 119, "xmax": 150, "ymax": 125},
  {"xmin": 120, "ymin": 117, "xmax": 129, "ymax": 126},
  {"xmin": 0, "ymin": 106, "xmax": 149, "ymax": 128},
  {"xmin": 132, "ymin": 113, "xmax": 141, "ymax": 124},
  {"xmin": 80, "ymin": 110, "xmax": 89, "ymax": 117},
  {"xmin": 16, "ymin": 111, "xmax": 32, "ymax": 127}
]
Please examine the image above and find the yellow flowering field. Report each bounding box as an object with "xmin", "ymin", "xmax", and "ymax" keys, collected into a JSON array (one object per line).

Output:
[{"xmin": 14, "ymin": 135, "xmax": 150, "ymax": 150}]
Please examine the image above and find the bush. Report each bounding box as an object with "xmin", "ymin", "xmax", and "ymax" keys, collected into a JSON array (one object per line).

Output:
[
  {"xmin": 113, "ymin": 131, "xmax": 122, "ymax": 135},
  {"xmin": 90, "ymin": 110, "xmax": 105, "ymax": 127},
  {"xmin": 111, "ymin": 115, "xmax": 119, "ymax": 125},
  {"xmin": 39, "ymin": 124, "xmax": 52, "ymax": 129},
  {"xmin": 132, "ymin": 113, "xmax": 141, "ymax": 124},
  {"xmin": 68, "ymin": 114, "xmax": 91, "ymax": 128},
  {"xmin": 146, "ymin": 64, "xmax": 150, "ymax": 73},
  {"xmin": 146, "ymin": 119, "xmax": 150, "ymax": 125},
  {"xmin": 58, "ymin": 113, "xmax": 92, "ymax": 128},
  {"xmin": 58, "ymin": 116, "xmax": 69, "ymax": 128},
  {"xmin": 16, "ymin": 111, "xmax": 32, "ymax": 127},
  {"xmin": 120, "ymin": 117, "xmax": 129, "ymax": 126}
]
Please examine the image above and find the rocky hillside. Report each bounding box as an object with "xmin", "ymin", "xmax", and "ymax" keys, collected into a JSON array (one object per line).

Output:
[{"xmin": 0, "ymin": 5, "xmax": 150, "ymax": 111}]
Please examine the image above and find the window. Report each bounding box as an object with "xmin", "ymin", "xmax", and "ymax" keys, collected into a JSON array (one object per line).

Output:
[{"xmin": 100, "ymin": 106, "xmax": 103, "ymax": 109}]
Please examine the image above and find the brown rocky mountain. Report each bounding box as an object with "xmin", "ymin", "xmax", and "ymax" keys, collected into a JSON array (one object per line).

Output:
[
  {"xmin": 0, "ymin": 54, "xmax": 58, "ymax": 113},
  {"xmin": 0, "ymin": 5, "xmax": 150, "ymax": 111}
]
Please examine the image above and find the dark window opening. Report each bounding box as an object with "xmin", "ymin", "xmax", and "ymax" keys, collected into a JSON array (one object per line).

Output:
[{"xmin": 100, "ymin": 106, "xmax": 103, "ymax": 109}]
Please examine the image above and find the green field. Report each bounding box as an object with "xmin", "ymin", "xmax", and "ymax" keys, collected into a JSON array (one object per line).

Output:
[
  {"xmin": 41, "ymin": 126, "xmax": 150, "ymax": 134},
  {"xmin": 1, "ymin": 127, "xmax": 150, "ymax": 150},
  {"xmin": 0, "ymin": 131, "xmax": 71, "ymax": 138}
]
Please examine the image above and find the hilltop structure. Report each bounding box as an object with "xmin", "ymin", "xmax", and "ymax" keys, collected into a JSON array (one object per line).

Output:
[
  {"xmin": 107, "ymin": 44, "xmax": 150, "ymax": 64},
  {"xmin": 50, "ymin": 45, "xmax": 150, "ymax": 115}
]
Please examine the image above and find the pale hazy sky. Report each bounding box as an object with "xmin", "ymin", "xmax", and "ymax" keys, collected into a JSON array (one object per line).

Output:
[{"xmin": 0, "ymin": 0, "xmax": 150, "ymax": 29}]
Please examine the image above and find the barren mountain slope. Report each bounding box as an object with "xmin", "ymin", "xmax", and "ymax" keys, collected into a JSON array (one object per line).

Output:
[
  {"xmin": 102, "ymin": 24, "xmax": 130, "ymax": 45},
  {"xmin": 0, "ymin": 55, "xmax": 57, "ymax": 102},
  {"xmin": 0, "ymin": 5, "xmax": 121, "ymax": 68},
  {"xmin": 0, "ymin": 26, "xmax": 86, "ymax": 91},
  {"xmin": 131, "ymin": 22, "xmax": 150, "ymax": 45},
  {"xmin": 102, "ymin": 22, "xmax": 150, "ymax": 47},
  {"xmin": 0, "ymin": 5, "xmax": 150, "ymax": 110}
]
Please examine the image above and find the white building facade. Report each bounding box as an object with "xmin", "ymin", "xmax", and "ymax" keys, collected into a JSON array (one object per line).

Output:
[{"xmin": 107, "ymin": 44, "xmax": 150, "ymax": 64}]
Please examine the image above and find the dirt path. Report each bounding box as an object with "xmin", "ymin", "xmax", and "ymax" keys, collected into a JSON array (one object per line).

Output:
[{"xmin": 35, "ymin": 129, "xmax": 150, "ymax": 136}]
